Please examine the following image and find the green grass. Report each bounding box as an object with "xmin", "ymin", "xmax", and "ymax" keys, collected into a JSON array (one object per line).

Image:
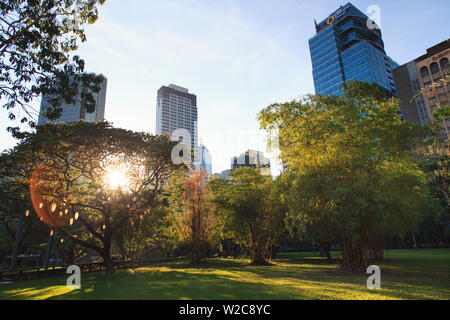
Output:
[{"xmin": 0, "ymin": 249, "xmax": 449, "ymax": 300}]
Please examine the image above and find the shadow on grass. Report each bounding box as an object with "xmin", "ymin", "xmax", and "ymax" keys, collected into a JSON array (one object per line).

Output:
[
  {"xmin": 1, "ymin": 249, "xmax": 449, "ymax": 300},
  {"xmin": 46, "ymin": 269, "xmax": 304, "ymax": 300}
]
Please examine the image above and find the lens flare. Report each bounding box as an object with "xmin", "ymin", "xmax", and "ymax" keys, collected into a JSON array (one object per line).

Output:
[
  {"xmin": 30, "ymin": 165, "xmax": 65, "ymax": 228},
  {"xmin": 104, "ymin": 166, "xmax": 130, "ymax": 190}
]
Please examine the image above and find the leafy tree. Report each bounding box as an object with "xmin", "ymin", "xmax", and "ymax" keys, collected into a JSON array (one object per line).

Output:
[
  {"xmin": 55, "ymin": 234, "xmax": 87, "ymax": 265},
  {"xmin": 0, "ymin": 0, "xmax": 105, "ymax": 132},
  {"xmin": 169, "ymin": 169, "xmax": 217, "ymax": 265},
  {"xmin": 113, "ymin": 204, "xmax": 177, "ymax": 264},
  {"xmin": 0, "ymin": 149, "xmax": 50, "ymax": 270},
  {"xmin": 274, "ymin": 173, "xmax": 333, "ymax": 258},
  {"xmin": 411, "ymin": 76, "xmax": 450, "ymax": 146},
  {"xmin": 209, "ymin": 167, "xmax": 284, "ymax": 265},
  {"xmin": 415, "ymin": 156, "xmax": 450, "ymax": 245},
  {"xmin": 431, "ymin": 157, "xmax": 449, "ymax": 208},
  {"xmin": 259, "ymin": 81, "xmax": 430, "ymax": 271},
  {"xmin": 2, "ymin": 121, "xmax": 182, "ymax": 272}
]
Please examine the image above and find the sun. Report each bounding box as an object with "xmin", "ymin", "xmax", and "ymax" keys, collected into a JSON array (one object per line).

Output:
[{"xmin": 104, "ymin": 166, "xmax": 130, "ymax": 191}]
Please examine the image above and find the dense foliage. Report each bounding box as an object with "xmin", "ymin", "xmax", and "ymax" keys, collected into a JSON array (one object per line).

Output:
[
  {"xmin": 168, "ymin": 169, "xmax": 217, "ymax": 265},
  {"xmin": 0, "ymin": 121, "xmax": 182, "ymax": 272},
  {"xmin": 259, "ymin": 81, "xmax": 431, "ymax": 271},
  {"xmin": 0, "ymin": 0, "xmax": 105, "ymax": 133},
  {"xmin": 209, "ymin": 167, "xmax": 285, "ymax": 265}
]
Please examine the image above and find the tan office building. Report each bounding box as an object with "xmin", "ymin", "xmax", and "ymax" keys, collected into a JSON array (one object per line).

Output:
[{"xmin": 415, "ymin": 40, "xmax": 450, "ymax": 137}]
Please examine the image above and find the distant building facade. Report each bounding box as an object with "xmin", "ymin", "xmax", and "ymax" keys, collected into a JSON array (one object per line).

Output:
[
  {"xmin": 393, "ymin": 61, "xmax": 429, "ymax": 126},
  {"xmin": 414, "ymin": 40, "xmax": 449, "ymax": 135},
  {"xmin": 38, "ymin": 75, "xmax": 107, "ymax": 125},
  {"xmin": 213, "ymin": 169, "xmax": 232, "ymax": 180},
  {"xmin": 309, "ymin": 3, "xmax": 398, "ymax": 96},
  {"xmin": 231, "ymin": 150, "xmax": 270, "ymax": 174},
  {"xmin": 195, "ymin": 145, "xmax": 212, "ymax": 175},
  {"xmin": 200, "ymin": 145, "xmax": 212, "ymax": 175},
  {"xmin": 156, "ymin": 84, "xmax": 198, "ymax": 162},
  {"xmin": 393, "ymin": 39, "xmax": 449, "ymax": 135}
]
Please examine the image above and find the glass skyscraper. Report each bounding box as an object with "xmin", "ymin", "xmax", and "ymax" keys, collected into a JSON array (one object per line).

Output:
[
  {"xmin": 309, "ymin": 3, "xmax": 398, "ymax": 96},
  {"xmin": 38, "ymin": 74, "xmax": 107, "ymax": 125}
]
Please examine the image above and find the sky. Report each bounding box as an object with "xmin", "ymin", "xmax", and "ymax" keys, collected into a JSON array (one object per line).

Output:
[{"xmin": 1, "ymin": 0, "xmax": 449, "ymax": 174}]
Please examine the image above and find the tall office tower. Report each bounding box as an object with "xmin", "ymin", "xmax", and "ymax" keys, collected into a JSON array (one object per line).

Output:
[
  {"xmin": 309, "ymin": 3, "xmax": 398, "ymax": 96},
  {"xmin": 38, "ymin": 75, "xmax": 107, "ymax": 125},
  {"xmin": 231, "ymin": 150, "xmax": 271, "ymax": 172},
  {"xmin": 393, "ymin": 62, "xmax": 430, "ymax": 126},
  {"xmin": 156, "ymin": 84, "xmax": 198, "ymax": 161}
]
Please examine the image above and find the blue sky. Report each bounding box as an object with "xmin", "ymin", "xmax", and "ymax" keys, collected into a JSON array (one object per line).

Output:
[{"xmin": 1, "ymin": 0, "xmax": 449, "ymax": 174}]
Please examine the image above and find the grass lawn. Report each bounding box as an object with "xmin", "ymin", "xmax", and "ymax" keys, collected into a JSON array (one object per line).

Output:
[{"xmin": 0, "ymin": 249, "xmax": 449, "ymax": 300}]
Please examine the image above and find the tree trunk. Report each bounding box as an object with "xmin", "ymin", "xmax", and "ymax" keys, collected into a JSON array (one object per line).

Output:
[
  {"xmin": 102, "ymin": 237, "xmax": 115, "ymax": 273},
  {"xmin": 412, "ymin": 232, "xmax": 417, "ymax": 249},
  {"xmin": 9, "ymin": 208, "xmax": 25, "ymax": 271},
  {"xmin": 318, "ymin": 241, "xmax": 332, "ymax": 260},
  {"xmin": 250, "ymin": 236, "xmax": 270, "ymax": 266},
  {"xmin": 251, "ymin": 241, "xmax": 269, "ymax": 265},
  {"xmin": 103, "ymin": 253, "xmax": 115, "ymax": 273},
  {"xmin": 340, "ymin": 239, "xmax": 368, "ymax": 272},
  {"xmin": 43, "ymin": 228, "xmax": 54, "ymax": 270}
]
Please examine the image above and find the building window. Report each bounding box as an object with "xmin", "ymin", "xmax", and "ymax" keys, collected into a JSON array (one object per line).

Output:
[
  {"xmin": 420, "ymin": 66, "xmax": 430, "ymax": 79},
  {"xmin": 430, "ymin": 62, "xmax": 440, "ymax": 75},
  {"xmin": 440, "ymin": 57, "xmax": 449, "ymax": 74}
]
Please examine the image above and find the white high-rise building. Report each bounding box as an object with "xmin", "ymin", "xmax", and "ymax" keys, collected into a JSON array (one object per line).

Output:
[
  {"xmin": 38, "ymin": 74, "xmax": 107, "ymax": 125},
  {"xmin": 156, "ymin": 84, "xmax": 198, "ymax": 162}
]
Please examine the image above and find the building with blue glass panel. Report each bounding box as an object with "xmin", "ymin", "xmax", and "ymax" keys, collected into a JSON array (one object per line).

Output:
[
  {"xmin": 195, "ymin": 145, "xmax": 212, "ymax": 175},
  {"xmin": 38, "ymin": 74, "xmax": 107, "ymax": 125},
  {"xmin": 309, "ymin": 3, "xmax": 398, "ymax": 97}
]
